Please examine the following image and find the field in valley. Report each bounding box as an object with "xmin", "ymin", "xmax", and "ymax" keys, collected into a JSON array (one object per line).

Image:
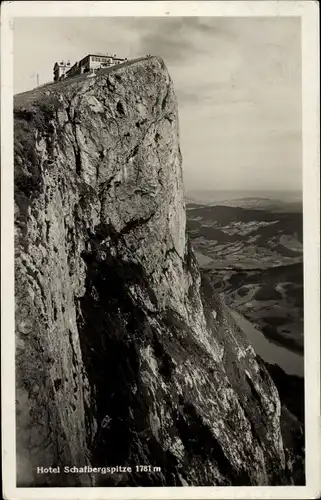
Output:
[{"xmin": 187, "ymin": 193, "xmax": 304, "ymax": 355}]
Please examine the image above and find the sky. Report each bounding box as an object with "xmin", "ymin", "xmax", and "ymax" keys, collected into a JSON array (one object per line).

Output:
[{"xmin": 13, "ymin": 17, "xmax": 302, "ymax": 193}]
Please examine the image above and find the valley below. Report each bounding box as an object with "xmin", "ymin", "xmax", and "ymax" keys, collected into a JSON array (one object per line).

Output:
[
  {"xmin": 187, "ymin": 194, "xmax": 303, "ymax": 355},
  {"xmin": 187, "ymin": 192, "xmax": 304, "ymax": 426}
]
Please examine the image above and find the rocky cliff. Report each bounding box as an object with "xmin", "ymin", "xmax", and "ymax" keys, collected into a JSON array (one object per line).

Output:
[{"xmin": 15, "ymin": 56, "xmax": 292, "ymax": 487}]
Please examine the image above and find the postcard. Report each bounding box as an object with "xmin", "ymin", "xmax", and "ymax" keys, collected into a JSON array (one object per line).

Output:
[{"xmin": 1, "ymin": 1, "xmax": 320, "ymax": 499}]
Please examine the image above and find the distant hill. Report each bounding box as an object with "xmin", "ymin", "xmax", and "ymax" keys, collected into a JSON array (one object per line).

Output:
[
  {"xmin": 187, "ymin": 204, "xmax": 303, "ymax": 248},
  {"xmin": 186, "ymin": 202, "xmax": 304, "ymax": 354},
  {"xmin": 186, "ymin": 190, "xmax": 302, "ymax": 213}
]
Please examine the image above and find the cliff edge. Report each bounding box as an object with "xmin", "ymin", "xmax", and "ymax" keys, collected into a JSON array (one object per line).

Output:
[{"xmin": 15, "ymin": 56, "xmax": 290, "ymax": 487}]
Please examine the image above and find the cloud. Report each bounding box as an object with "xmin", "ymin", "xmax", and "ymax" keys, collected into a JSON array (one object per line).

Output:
[
  {"xmin": 136, "ymin": 18, "xmax": 203, "ymax": 62},
  {"xmin": 132, "ymin": 16, "xmax": 236, "ymax": 63}
]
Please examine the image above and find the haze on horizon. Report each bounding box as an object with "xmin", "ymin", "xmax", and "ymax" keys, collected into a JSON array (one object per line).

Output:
[{"xmin": 13, "ymin": 17, "xmax": 302, "ymax": 194}]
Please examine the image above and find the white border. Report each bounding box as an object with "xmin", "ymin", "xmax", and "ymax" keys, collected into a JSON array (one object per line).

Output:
[{"xmin": 1, "ymin": 1, "xmax": 320, "ymax": 499}]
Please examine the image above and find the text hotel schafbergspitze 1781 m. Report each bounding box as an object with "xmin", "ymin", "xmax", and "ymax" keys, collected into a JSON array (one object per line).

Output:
[{"xmin": 36, "ymin": 465, "xmax": 162, "ymax": 474}]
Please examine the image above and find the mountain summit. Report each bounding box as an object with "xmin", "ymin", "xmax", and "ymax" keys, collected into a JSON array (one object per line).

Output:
[{"xmin": 15, "ymin": 56, "xmax": 292, "ymax": 487}]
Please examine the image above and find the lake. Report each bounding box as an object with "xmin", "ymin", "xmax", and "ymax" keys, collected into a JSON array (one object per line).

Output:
[{"xmin": 229, "ymin": 308, "xmax": 304, "ymax": 378}]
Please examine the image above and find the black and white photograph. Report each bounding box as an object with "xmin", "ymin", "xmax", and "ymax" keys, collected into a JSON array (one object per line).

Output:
[{"xmin": 1, "ymin": 1, "xmax": 320, "ymax": 499}]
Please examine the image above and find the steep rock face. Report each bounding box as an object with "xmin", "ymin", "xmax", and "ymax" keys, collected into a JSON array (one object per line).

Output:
[{"xmin": 15, "ymin": 57, "xmax": 289, "ymax": 487}]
